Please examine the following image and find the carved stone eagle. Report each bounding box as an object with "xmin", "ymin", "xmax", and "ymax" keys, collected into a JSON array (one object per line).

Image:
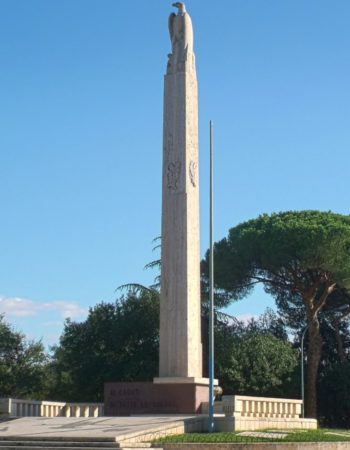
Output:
[{"xmin": 167, "ymin": 2, "xmax": 193, "ymax": 73}]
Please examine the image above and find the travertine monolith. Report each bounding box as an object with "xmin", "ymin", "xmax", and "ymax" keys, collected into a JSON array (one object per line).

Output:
[
  {"xmin": 157, "ymin": 2, "xmax": 202, "ymax": 381},
  {"xmin": 104, "ymin": 4, "xmax": 214, "ymax": 413}
]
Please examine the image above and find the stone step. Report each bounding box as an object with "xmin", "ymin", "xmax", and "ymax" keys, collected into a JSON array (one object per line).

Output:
[
  {"xmin": 116, "ymin": 445, "xmax": 152, "ymax": 448},
  {"xmin": 0, "ymin": 443, "xmax": 116, "ymax": 448},
  {"xmin": 0, "ymin": 439, "xmax": 116, "ymax": 444},
  {"xmin": 0, "ymin": 447, "xmax": 112, "ymax": 450},
  {"xmin": 0, "ymin": 440, "xmax": 161, "ymax": 450},
  {"xmin": 0, "ymin": 447, "xmax": 161, "ymax": 450}
]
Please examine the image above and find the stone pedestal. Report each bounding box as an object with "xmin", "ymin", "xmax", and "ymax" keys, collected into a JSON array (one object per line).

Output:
[
  {"xmin": 104, "ymin": 382, "xmax": 209, "ymax": 416},
  {"xmin": 154, "ymin": 377, "xmax": 217, "ymax": 385}
]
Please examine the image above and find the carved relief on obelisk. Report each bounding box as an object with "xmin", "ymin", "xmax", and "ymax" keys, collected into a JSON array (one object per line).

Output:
[{"xmin": 156, "ymin": 2, "xmax": 203, "ymax": 382}]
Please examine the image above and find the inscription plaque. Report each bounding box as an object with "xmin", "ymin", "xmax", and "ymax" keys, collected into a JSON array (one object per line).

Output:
[{"xmin": 104, "ymin": 382, "xmax": 209, "ymax": 416}]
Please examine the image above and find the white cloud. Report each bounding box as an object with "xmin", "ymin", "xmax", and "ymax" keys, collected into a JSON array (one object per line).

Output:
[
  {"xmin": 42, "ymin": 301, "xmax": 88, "ymax": 319},
  {"xmin": 0, "ymin": 296, "xmax": 88, "ymax": 320},
  {"xmin": 0, "ymin": 297, "xmax": 36, "ymax": 317}
]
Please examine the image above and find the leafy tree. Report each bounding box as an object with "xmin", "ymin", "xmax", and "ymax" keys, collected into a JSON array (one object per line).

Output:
[
  {"xmin": 48, "ymin": 291, "xmax": 159, "ymax": 401},
  {"xmin": 318, "ymin": 362, "xmax": 350, "ymax": 427},
  {"xmin": 0, "ymin": 315, "xmax": 47, "ymax": 398},
  {"xmin": 213, "ymin": 310, "xmax": 298, "ymax": 397},
  {"xmin": 202, "ymin": 211, "xmax": 350, "ymax": 417},
  {"xmin": 218, "ymin": 332, "xmax": 298, "ymax": 397},
  {"xmin": 242, "ymin": 308, "xmax": 289, "ymax": 341}
]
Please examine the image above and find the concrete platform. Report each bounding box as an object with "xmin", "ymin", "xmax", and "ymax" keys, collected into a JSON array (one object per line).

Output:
[{"xmin": 0, "ymin": 416, "xmax": 204, "ymax": 444}]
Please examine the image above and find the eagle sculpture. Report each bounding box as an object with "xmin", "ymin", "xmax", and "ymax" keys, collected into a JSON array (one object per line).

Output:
[{"xmin": 167, "ymin": 2, "xmax": 193, "ymax": 73}]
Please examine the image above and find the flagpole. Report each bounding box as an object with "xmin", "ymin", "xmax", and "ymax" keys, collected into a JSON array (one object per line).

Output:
[{"xmin": 208, "ymin": 120, "xmax": 215, "ymax": 432}]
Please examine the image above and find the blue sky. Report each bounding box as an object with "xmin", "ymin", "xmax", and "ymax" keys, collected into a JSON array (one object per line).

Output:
[{"xmin": 0, "ymin": 0, "xmax": 349, "ymax": 347}]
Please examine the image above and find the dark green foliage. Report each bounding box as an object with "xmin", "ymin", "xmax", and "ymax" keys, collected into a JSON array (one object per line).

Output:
[
  {"xmin": 0, "ymin": 315, "xmax": 47, "ymax": 398},
  {"xmin": 243, "ymin": 308, "xmax": 289, "ymax": 341},
  {"xmin": 318, "ymin": 363, "xmax": 350, "ymax": 428},
  {"xmin": 214, "ymin": 311, "xmax": 298, "ymax": 397},
  {"xmin": 202, "ymin": 210, "xmax": 350, "ymax": 417},
  {"xmin": 226, "ymin": 333, "xmax": 297, "ymax": 396},
  {"xmin": 48, "ymin": 291, "xmax": 159, "ymax": 402},
  {"xmin": 204, "ymin": 211, "xmax": 350, "ymax": 297}
]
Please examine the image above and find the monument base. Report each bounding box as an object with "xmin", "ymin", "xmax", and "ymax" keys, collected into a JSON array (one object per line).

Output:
[
  {"xmin": 154, "ymin": 377, "xmax": 218, "ymax": 386},
  {"xmin": 104, "ymin": 381, "xmax": 210, "ymax": 416}
]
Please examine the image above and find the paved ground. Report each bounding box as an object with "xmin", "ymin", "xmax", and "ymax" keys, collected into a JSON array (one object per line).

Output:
[{"xmin": 0, "ymin": 416, "xmax": 197, "ymax": 439}]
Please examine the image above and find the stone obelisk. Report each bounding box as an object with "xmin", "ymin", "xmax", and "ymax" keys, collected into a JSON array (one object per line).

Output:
[
  {"xmin": 156, "ymin": 2, "xmax": 203, "ymax": 382},
  {"xmin": 104, "ymin": 4, "xmax": 213, "ymax": 414}
]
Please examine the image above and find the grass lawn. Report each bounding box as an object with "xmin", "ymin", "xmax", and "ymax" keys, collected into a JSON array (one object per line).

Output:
[{"xmin": 153, "ymin": 429, "xmax": 350, "ymax": 444}]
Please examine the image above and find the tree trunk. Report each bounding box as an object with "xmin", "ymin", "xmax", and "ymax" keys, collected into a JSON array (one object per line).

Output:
[
  {"xmin": 305, "ymin": 317, "xmax": 322, "ymax": 418},
  {"xmin": 333, "ymin": 320, "xmax": 346, "ymax": 364}
]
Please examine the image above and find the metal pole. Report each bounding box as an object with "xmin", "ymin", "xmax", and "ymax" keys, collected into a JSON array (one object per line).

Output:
[
  {"xmin": 208, "ymin": 120, "xmax": 214, "ymax": 433},
  {"xmin": 301, "ymin": 325, "xmax": 307, "ymax": 418}
]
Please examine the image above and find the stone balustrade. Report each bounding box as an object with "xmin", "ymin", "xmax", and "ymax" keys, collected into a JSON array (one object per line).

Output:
[
  {"xmin": 0, "ymin": 398, "xmax": 104, "ymax": 418},
  {"xmin": 222, "ymin": 395, "xmax": 302, "ymax": 419},
  {"xmin": 40, "ymin": 401, "xmax": 66, "ymax": 417},
  {"xmin": 62, "ymin": 403, "xmax": 104, "ymax": 418}
]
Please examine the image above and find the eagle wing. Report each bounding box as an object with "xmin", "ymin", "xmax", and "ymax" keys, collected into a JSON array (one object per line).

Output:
[{"xmin": 168, "ymin": 12, "xmax": 176, "ymax": 43}]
